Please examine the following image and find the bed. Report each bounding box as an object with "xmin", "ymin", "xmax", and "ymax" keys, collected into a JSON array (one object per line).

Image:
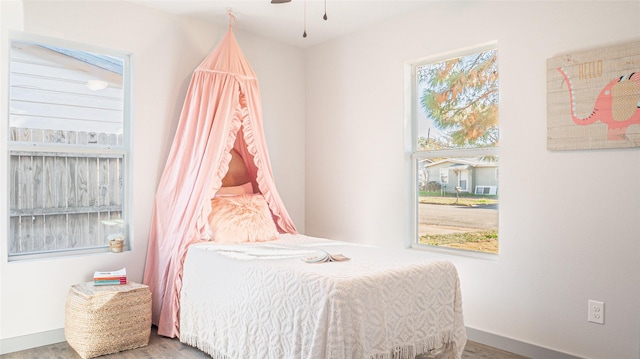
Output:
[
  {"xmin": 179, "ymin": 233, "xmax": 466, "ymax": 359},
  {"xmin": 144, "ymin": 30, "xmax": 466, "ymax": 356}
]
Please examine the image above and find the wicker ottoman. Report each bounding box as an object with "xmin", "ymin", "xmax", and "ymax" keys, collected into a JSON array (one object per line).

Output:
[{"xmin": 65, "ymin": 282, "xmax": 151, "ymax": 358}]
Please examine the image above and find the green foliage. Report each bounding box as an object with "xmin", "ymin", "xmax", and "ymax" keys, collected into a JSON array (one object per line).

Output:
[
  {"xmin": 418, "ymin": 50, "xmax": 499, "ymax": 148},
  {"xmin": 421, "ymin": 230, "xmax": 497, "ymax": 244}
]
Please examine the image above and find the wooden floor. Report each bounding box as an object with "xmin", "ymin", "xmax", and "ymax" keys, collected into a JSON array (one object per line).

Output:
[{"xmin": 1, "ymin": 327, "xmax": 530, "ymax": 359}]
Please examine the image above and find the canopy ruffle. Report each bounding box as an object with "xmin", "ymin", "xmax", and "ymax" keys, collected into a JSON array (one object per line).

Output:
[{"xmin": 143, "ymin": 27, "xmax": 297, "ymax": 338}]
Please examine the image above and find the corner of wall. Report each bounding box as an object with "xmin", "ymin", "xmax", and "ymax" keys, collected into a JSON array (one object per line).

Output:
[{"xmin": 0, "ymin": 0, "xmax": 24, "ymax": 344}]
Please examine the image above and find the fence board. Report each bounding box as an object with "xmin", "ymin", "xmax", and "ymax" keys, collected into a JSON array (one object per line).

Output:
[
  {"xmin": 98, "ymin": 158, "xmax": 108, "ymax": 206},
  {"xmin": 77, "ymin": 157, "xmax": 89, "ymax": 207},
  {"xmin": 87, "ymin": 157, "xmax": 98, "ymax": 207},
  {"xmin": 55, "ymin": 157, "xmax": 68, "ymax": 208},
  {"xmin": 67, "ymin": 156, "xmax": 78, "ymax": 208},
  {"xmin": 68, "ymin": 213, "xmax": 83, "ymax": 249},
  {"xmin": 45, "ymin": 214, "xmax": 66, "ymax": 251},
  {"xmin": 109, "ymin": 158, "xmax": 120, "ymax": 206},
  {"xmin": 88, "ymin": 212, "xmax": 100, "ymax": 246},
  {"xmin": 9, "ymin": 217, "xmax": 20, "ymax": 253},
  {"xmin": 33, "ymin": 215, "xmax": 45, "ymax": 251},
  {"xmin": 18, "ymin": 156, "xmax": 33, "ymax": 210},
  {"xmin": 9, "ymin": 127, "xmax": 124, "ymax": 256},
  {"xmin": 43, "ymin": 215, "xmax": 56, "ymax": 251},
  {"xmin": 9, "ymin": 156, "xmax": 18, "ymax": 210},
  {"xmin": 43, "ymin": 156, "xmax": 56, "ymax": 208}
]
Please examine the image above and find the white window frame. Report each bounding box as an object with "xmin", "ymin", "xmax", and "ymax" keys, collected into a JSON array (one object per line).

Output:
[
  {"xmin": 6, "ymin": 31, "xmax": 133, "ymax": 261},
  {"xmin": 405, "ymin": 42, "xmax": 499, "ymax": 255}
]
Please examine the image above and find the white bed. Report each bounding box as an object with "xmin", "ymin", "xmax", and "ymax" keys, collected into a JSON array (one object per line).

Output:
[{"xmin": 179, "ymin": 234, "xmax": 466, "ymax": 359}]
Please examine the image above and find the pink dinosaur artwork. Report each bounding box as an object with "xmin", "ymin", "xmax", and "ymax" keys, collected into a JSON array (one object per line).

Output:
[{"xmin": 547, "ymin": 40, "xmax": 640, "ymax": 150}]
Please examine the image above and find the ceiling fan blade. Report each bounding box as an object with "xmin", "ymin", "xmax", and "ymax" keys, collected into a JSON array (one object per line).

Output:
[{"xmin": 271, "ymin": 0, "xmax": 291, "ymax": 3}]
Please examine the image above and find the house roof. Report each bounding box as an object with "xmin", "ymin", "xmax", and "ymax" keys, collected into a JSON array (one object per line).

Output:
[
  {"xmin": 425, "ymin": 157, "xmax": 497, "ymax": 169},
  {"xmin": 39, "ymin": 44, "xmax": 123, "ymax": 74}
]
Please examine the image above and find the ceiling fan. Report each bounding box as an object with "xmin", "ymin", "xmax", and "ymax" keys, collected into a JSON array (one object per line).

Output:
[{"xmin": 271, "ymin": 0, "xmax": 328, "ymax": 37}]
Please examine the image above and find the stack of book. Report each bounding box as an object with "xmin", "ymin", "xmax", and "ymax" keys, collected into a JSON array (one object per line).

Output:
[{"xmin": 93, "ymin": 268, "xmax": 127, "ymax": 285}]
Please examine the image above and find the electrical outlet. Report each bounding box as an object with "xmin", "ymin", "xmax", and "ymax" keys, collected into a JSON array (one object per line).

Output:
[{"xmin": 588, "ymin": 300, "xmax": 604, "ymax": 324}]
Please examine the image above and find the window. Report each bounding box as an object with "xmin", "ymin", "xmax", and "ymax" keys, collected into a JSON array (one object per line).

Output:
[
  {"xmin": 7, "ymin": 32, "xmax": 132, "ymax": 260},
  {"xmin": 410, "ymin": 45, "xmax": 499, "ymax": 254}
]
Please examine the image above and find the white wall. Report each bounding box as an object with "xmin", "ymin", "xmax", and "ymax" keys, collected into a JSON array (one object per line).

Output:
[
  {"xmin": 234, "ymin": 31, "xmax": 306, "ymax": 231},
  {"xmin": 305, "ymin": 2, "xmax": 639, "ymax": 359},
  {"xmin": 0, "ymin": 0, "xmax": 305, "ymax": 351},
  {"xmin": 3, "ymin": 1, "xmax": 638, "ymax": 357}
]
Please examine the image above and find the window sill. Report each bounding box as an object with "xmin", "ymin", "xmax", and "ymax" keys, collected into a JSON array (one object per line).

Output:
[{"xmin": 409, "ymin": 243, "xmax": 499, "ymax": 261}]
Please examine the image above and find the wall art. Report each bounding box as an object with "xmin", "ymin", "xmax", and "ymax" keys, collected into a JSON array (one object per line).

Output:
[{"xmin": 547, "ymin": 40, "xmax": 640, "ymax": 150}]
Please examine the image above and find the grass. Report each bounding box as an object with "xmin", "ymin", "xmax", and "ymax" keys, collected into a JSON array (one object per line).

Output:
[
  {"xmin": 419, "ymin": 230, "xmax": 499, "ymax": 254},
  {"xmin": 418, "ymin": 192, "xmax": 499, "ymax": 253},
  {"xmin": 418, "ymin": 191, "xmax": 498, "ymax": 207}
]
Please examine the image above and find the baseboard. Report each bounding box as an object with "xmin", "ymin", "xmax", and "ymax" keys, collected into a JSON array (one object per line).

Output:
[
  {"xmin": 2, "ymin": 325, "xmax": 585, "ymax": 358},
  {"xmin": 0, "ymin": 328, "xmax": 65, "ymax": 355},
  {"xmin": 466, "ymin": 327, "xmax": 584, "ymax": 359}
]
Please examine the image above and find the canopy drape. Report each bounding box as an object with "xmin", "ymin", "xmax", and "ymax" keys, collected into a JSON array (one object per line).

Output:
[{"xmin": 143, "ymin": 26, "xmax": 297, "ymax": 338}]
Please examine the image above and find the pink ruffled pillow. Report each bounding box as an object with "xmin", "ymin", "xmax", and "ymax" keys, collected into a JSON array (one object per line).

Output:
[
  {"xmin": 215, "ymin": 181, "xmax": 253, "ymax": 196},
  {"xmin": 207, "ymin": 194, "xmax": 278, "ymax": 244}
]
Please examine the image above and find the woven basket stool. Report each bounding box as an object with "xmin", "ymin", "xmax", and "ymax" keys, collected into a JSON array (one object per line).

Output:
[{"xmin": 65, "ymin": 282, "xmax": 151, "ymax": 358}]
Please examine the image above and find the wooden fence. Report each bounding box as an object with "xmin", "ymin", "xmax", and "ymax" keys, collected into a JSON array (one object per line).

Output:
[{"xmin": 8, "ymin": 127, "xmax": 124, "ymax": 256}]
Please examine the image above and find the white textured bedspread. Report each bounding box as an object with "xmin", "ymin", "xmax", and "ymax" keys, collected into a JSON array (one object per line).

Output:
[{"xmin": 179, "ymin": 234, "xmax": 466, "ymax": 359}]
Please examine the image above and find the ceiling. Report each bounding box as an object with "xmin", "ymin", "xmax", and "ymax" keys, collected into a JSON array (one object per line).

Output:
[{"xmin": 131, "ymin": 0, "xmax": 434, "ymax": 48}]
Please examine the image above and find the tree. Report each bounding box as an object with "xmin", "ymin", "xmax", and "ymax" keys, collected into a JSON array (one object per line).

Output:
[
  {"xmin": 418, "ymin": 50, "xmax": 498, "ymax": 148},
  {"xmin": 417, "ymin": 132, "xmax": 451, "ymax": 151}
]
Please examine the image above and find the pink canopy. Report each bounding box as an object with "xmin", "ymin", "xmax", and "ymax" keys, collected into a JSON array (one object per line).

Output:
[{"xmin": 143, "ymin": 25, "xmax": 297, "ymax": 338}]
